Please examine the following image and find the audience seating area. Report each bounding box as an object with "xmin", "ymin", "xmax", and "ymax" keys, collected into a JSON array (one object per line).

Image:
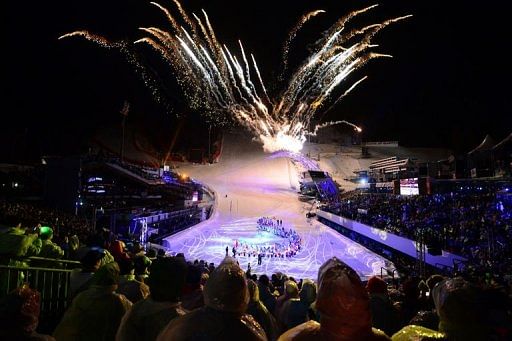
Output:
[{"xmin": 0, "ymin": 193, "xmax": 511, "ymax": 340}]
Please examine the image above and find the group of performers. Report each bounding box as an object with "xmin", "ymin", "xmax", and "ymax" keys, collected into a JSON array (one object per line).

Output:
[{"xmin": 229, "ymin": 217, "xmax": 302, "ymax": 263}]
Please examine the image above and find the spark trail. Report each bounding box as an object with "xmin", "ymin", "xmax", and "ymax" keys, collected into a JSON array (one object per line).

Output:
[{"xmin": 60, "ymin": 2, "xmax": 410, "ymax": 153}]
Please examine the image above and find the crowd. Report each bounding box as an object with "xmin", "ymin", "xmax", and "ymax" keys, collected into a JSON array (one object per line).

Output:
[
  {"xmin": 1, "ymin": 249, "xmax": 511, "ymax": 340},
  {"xmin": 0, "ymin": 200, "xmax": 93, "ymax": 249},
  {"xmin": 326, "ymin": 190, "xmax": 512, "ymax": 276}
]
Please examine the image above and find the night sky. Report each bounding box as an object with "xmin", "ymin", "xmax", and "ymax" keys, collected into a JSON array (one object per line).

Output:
[{"xmin": 2, "ymin": 0, "xmax": 512, "ymax": 161}]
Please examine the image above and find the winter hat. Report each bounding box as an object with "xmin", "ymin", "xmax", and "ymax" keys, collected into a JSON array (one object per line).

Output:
[
  {"xmin": 204, "ymin": 256, "xmax": 249, "ymax": 313},
  {"xmin": 366, "ymin": 276, "xmax": 388, "ymax": 294}
]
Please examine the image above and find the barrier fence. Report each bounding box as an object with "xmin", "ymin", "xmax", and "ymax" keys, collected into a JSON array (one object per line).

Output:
[{"xmin": 0, "ymin": 257, "xmax": 81, "ymax": 332}]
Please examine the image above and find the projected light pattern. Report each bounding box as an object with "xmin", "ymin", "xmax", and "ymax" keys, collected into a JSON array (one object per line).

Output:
[
  {"xmin": 165, "ymin": 216, "xmax": 389, "ymax": 280},
  {"xmin": 61, "ymin": 2, "xmax": 410, "ymax": 153}
]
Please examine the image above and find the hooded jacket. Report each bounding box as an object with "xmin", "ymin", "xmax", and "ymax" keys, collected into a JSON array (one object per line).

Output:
[
  {"xmin": 247, "ymin": 279, "xmax": 279, "ymax": 341},
  {"xmin": 53, "ymin": 263, "xmax": 132, "ymax": 341},
  {"xmin": 116, "ymin": 298, "xmax": 186, "ymax": 341},
  {"xmin": 278, "ymin": 257, "xmax": 390, "ymax": 341},
  {"xmin": 392, "ymin": 277, "xmax": 490, "ymax": 341},
  {"xmin": 157, "ymin": 257, "xmax": 266, "ymax": 341}
]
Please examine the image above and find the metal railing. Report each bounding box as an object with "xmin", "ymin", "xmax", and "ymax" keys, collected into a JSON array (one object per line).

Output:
[
  {"xmin": 0, "ymin": 257, "xmax": 80, "ymax": 332},
  {"xmin": 27, "ymin": 256, "xmax": 81, "ymax": 269},
  {"xmin": 1, "ymin": 265, "xmax": 74, "ymax": 312},
  {"xmin": 380, "ymin": 267, "xmax": 398, "ymax": 280}
]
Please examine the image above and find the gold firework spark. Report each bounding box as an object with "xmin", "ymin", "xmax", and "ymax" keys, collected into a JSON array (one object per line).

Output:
[{"xmin": 60, "ymin": 3, "xmax": 411, "ymax": 153}]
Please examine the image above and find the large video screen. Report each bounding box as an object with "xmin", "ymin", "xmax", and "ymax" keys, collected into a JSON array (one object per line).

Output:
[{"xmin": 400, "ymin": 178, "xmax": 419, "ymax": 195}]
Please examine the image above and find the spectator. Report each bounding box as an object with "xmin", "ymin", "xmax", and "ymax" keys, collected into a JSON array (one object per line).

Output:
[
  {"xmin": 0, "ymin": 226, "xmax": 40, "ymax": 293},
  {"xmin": 298, "ymin": 279, "xmax": 317, "ymax": 323},
  {"xmin": 110, "ymin": 240, "xmax": 131, "ymax": 264},
  {"xmin": 400, "ymin": 277, "xmax": 421, "ymax": 326},
  {"xmin": 278, "ymin": 280, "xmax": 307, "ymax": 331},
  {"xmin": 38, "ymin": 227, "xmax": 64, "ymax": 260},
  {"xmin": 156, "ymin": 257, "xmax": 266, "ymax": 340},
  {"xmin": 366, "ymin": 276, "xmax": 400, "ymax": 336},
  {"xmin": 69, "ymin": 247, "xmax": 104, "ymax": 298},
  {"xmin": 275, "ymin": 280, "xmax": 299, "ymax": 321},
  {"xmin": 117, "ymin": 259, "xmax": 150, "ymax": 304},
  {"xmin": 53, "ymin": 262, "xmax": 132, "ymax": 341},
  {"xmin": 247, "ymin": 279, "xmax": 279, "ymax": 341},
  {"xmin": 392, "ymin": 277, "xmax": 489, "ymax": 340},
  {"xmin": 116, "ymin": 257, "xmax": 188, "ymax": 341},
  {"xmin": 258, "ymin": 275, "xmax": 277, "ymax": 314},
  {"xmin": 278, "ymin": 257, "xmax": 390, "ymax": 340},
  {"xmin": 0, "ymin": 285, "xmax": 55, "ymax": 341},
  {"xmin": 181, "ymin": 264, "xmax": 204, "ymax": 311}
]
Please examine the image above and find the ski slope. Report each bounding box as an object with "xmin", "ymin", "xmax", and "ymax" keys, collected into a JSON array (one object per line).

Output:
[{"xmin": 164, "ymin": 132, "xmax": 394, "ymax": 281}]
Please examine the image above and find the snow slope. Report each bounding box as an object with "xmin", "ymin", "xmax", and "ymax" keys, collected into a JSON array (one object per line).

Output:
[{"xmin": 164, "ymin": 132, "xmax": 394, "ymax": 281}]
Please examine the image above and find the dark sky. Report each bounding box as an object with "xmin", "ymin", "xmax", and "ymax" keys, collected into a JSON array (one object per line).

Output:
[{"xmin": 2, "ymin": 0, "xmax": 512, "ymax": 160}]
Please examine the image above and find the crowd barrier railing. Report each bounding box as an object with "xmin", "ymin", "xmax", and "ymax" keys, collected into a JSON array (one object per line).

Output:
[{"xmin": 0, "ymin": 263, "xmax": 75, "ymax": 328}]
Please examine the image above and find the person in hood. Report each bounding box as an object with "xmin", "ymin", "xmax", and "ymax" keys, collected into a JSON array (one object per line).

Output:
[
  {"xmin": 53, "ymin": 262, "xmax": 132, "ymax": 341},
  {"xmin": 181, "ymin": 264, "xmax": 204, "ymax": 311},
  {"xmin": 278, "ymin": 280, "xmax": 309, "ymax": 331},
  {"xmin": 110, "ymin": 240, "xmax": 131, "ymax": 264},
  {"xmin": 117, "ymin": 259, "xmax": 150, "ymax": 304},
  {"xmin": 157, "ymin": 256, "xmax": 266, "ymax": 341},
  {"xmin": 275, "ymin": 280, "xmax": 298, "ymax": 321},
  {"xmin": 69, "ymin": 247, "xmax": 104, "ymax": 298},
  {"xmin": 38, "ymin": 226, "xmax": 64, "ymax": 260},
  {"xmin": 247, "ymin": 279, "xmax": 279, "ymax": 341},
  {"xmin": 0, "ymin": 284, "xmax": 55, "ymax": 341},
  {"xmin": 366, "ymin": 276, "xmax": 400, "ymax": 336},
  {"xmin": 392, "ymin": 277, "xmax": 488, "ymax": 341},
  {"xmin": 258, "ymin": 274, "xmax": 277, "ymax": 314},
  {"xmin": 278, "ymin": 257, "xmax": 390, "ymax": 340},
  {"xmin": 116, "ymin": 257, "xmax": 188, "ymax": 341}
]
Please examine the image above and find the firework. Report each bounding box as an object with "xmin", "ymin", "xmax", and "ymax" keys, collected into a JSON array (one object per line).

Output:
[{"xmin": 61, "ymin": 2, "xmax": 410, "ymax": 153}]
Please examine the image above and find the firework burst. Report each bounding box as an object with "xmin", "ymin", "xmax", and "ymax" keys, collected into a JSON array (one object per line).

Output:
[{"xmin": 60, "ymin": 2, "xmax": 410, "ymax": 153}]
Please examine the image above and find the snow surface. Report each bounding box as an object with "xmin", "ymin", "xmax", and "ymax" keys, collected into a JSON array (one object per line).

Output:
[{"xmin": 164, "ymin": 132, "xmax": 394, "ymax": 281}]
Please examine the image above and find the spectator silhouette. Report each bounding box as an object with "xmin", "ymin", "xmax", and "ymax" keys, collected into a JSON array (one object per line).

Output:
[
  {"xmin": 181, "ymin": 264, "xmax": 205, "ymax": 311},
  {"xmin": 69, "ymin": 247, "xmax": 104, "ymax": 298},
  {"xmin": 392, "ymin": 277, "xmax": 489, "ymax": 340},
  {"xmin": 53, "ymin": 262, "xmax": 132, "ymax": 341},
  {"xmin": 247, "ymin": 279, "xmax": 279, "ymax": 341},
  {"xmin": 117, "ymin": 259, "xmax": 150, "ymax": 304},
  {"xmin": 0, "ymin": 285, "xmax": 55, "ymax": 341},
  {"xmin": 258, "ymin": 274, "xmax": 277, "ymax": 314},
  {"xmin": 366, "ymin": 276, "xmax": 400, "ymax": 336},
  {"xmin": 116, "ymin": 257, "xmax": 188, "ymax": 341},
  {"xmin": 157, "ymin": 256, "xmax": 266, "ymax": 340},
  {"xmin": 278, "ymin": 257, "xmax": 390, "ymax": 340}
]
